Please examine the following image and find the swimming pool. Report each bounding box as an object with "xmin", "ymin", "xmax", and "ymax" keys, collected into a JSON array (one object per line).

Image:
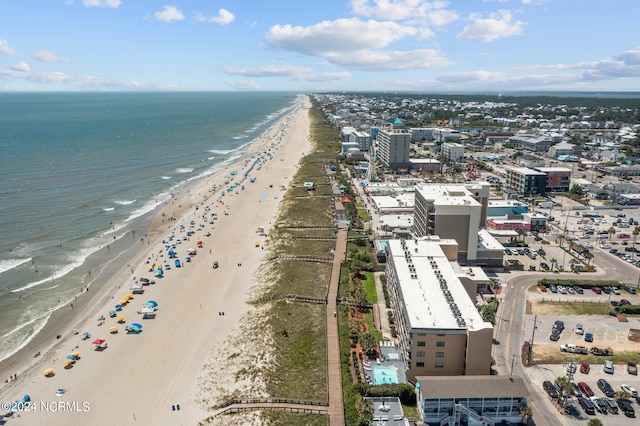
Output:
[{"xmin": 372, "ymin": 365, "xmax": 399, "ymax": 385}]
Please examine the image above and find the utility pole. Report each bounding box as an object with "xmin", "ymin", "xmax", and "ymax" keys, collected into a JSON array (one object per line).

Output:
[
  {"xmin": 510, "ymin": 354, "xmax": 516, "ymax": 375},
  {"xmin": 528, "ymin": 314, "xmax": 538, "ymax": 365}
]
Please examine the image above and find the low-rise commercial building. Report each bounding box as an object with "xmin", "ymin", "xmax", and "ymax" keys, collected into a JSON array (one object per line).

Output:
[
  {"xmin": 505, "ymin": 167, "xmax": 547, "ymax": 196},
  {"xmin": 415, "ymin": 375, "xmax": 530, "ymax": 425}
]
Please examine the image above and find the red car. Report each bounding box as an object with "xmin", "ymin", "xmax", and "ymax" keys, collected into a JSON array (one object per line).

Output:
[
  {"xmin": 578, "ymin": 382, "xmax": 594, "ymax": 397},
  {"xmin": 580, "ymin": 363, "xmax": 590, "ymax": 374},
  {"xmin": 540, "ymin": 285, "xmax": 547, "ymax": 292},
  {"xmin": 592, "ymin": 287, "xmax": 602, "ymax": 294},
  {"xmin": 620, "ymin": 299, "xmax": 631, "ymax": 305}
]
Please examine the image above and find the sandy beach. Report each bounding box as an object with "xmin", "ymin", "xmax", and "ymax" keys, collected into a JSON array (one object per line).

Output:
[{"xmin": 0, "ymin": 95, "xmax": 312, "ymax": 425}]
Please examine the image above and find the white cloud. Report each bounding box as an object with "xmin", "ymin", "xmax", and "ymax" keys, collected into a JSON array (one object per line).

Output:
[
  {"xmin": 0, "ymin": 39, "xmax": 18, "ymax": 56},
  {"xmin": 350, "ymin": 0, "xmax": 459, "ymax": 26},
  {"xmin": 152, "ymin": 5, "xmax": 184, "ymax": 22},
  {"xmin": 226, "ymin": 80, "xmax": 262, "ymax": 90},
  {"xmin": 33, "ymin": 50, "xmax": 69, "ymax": 63},
  {"xmin": 196, "ymin": 8, "xmax": 235, "ymax": 25},
  {"xmin": 221, "ymin": 65, "xmax": 313, "ymax": 77},
  {"xmin": 266, "ymin": 18, "xmax": 419, "ymax": 56},
  {"xmin": 326, "ymin": 48, "xmax": 451, "ymax": 70},
  {"xmin": 456, "ymin": 10, "xmax": 524, "ymax": 42},
  {"xmin": 83, "ymin": 0, "xmax": 121, "ymax": 7},
  {"xmin": 11, "ymin": 62, "xmax": 30, "ymax": 72},
  {"xmin": 436, "ymin": 70, "xmax": 578, "ymax": 88}
]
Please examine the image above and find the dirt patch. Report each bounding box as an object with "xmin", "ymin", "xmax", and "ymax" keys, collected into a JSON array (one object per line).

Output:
[{"xmin": 525, "ymin": 300, "xmax": 532, "ymax": 315}]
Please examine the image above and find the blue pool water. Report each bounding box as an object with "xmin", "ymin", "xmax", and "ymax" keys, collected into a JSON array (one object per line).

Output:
[{"xmin": 372, "ymin": 365, "xmax": 399, "ymax": 385}]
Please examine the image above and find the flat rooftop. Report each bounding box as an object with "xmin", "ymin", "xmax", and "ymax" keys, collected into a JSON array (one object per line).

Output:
[
  {"xmin": 535, "ymin": 167, "xmax": 572, "ymax": 173},
  {"xmin": 415, "ymin": 185, "xmax": 481, "ymax": 207},
  {"xmin": 387, "ymin": 239, "xmax": 489, "ymax": 332},
  {"xmin": 508, "ymin": 167, "xmax": 546, "ymax": 176},
  {"xmin": 416, "ymin": 375, "xmax": 530, "ymax": 399}
]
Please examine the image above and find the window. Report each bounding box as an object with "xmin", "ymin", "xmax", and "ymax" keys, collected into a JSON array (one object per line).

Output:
[
  {"xmin": 437, "ymin": 333, "xmax": 445, "ymax": 337},
  {"xmin": 417, "ymin": 341, "xmax": 426, "ymax": 347},
  {"xmin": 417, "ymin": 351, "xmax": 425, "ymax": 357},
  {"xmin": 416, "ymin": 362, "xmax": 425, "ymax": 367},
  {"xmin": 436, "ymin": 341, "xmax": 445, "ymax": 347},
  {"xmin": 436, "ymin": 352, "xmax": 444, "ymax": 358},
  {"xmin": 435, "ymin": 362, "xmax": 444, "ymax": 368}
]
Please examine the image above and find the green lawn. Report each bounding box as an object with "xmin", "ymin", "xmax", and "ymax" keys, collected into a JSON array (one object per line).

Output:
[
  {"xmin": 363, "ymin": 272, "xmax": 377, "ymax": 303},
  {"xmin": 366, "ymin": 312, "xmax": 383, "ymax": 342}
]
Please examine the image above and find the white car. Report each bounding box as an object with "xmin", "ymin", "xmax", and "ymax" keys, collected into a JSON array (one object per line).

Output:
[
  {"xmin": 621, "ymin": 384, "xmax": 638, "ymax": 397},
  {"xmin": 574, "ymin": 324, "xmax": 584, "ymax": 335}
]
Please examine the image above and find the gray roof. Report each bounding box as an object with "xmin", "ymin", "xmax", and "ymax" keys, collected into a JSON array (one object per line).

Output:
[{"xmin": 416, "ymin": 375, "xmax": 529, "ymax": 399}]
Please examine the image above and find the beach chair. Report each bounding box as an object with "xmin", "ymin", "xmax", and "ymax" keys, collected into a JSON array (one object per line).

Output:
[{"xmin": 56, "ymin": 388, "xmax": 66, "ymax": 396}]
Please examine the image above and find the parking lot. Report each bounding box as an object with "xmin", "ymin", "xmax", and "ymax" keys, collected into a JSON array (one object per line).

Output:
[
  {"xmin": 528, "ymin": 362, "xmax": 640, "ymax": 425},
  {"xmin": 523, "ymin": 284, "xmax": 640, "ymax": 424}
]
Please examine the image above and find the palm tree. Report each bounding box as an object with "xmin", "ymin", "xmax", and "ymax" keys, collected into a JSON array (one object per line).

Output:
[
  {"xmin": 608, "ymin": 226, "xmax": 616, "ymax": 243},
  {"xmin": 569, "ymin": 258, "xmax": 578, "ymax": 271},
  {"xmin": 584, "ymin": 252, "xmax": 594, "ymax": 266},
  {"xmin": 556, "ymin": 234, "xmax": 565, "ymax": 248},
  {"xmin": 356, "ymin": 395, "xmax": 374, "ymax": 426},
  {"xmin": 518, "ymin": 229, "xmax": 528, "ymax": 244},
  {"xmin": 518, "ymin": 404, "xmax": 532, "ymax": 424},
  {"xmin": 549, "ymin": 257, "xmax": 557, "ymax": 272}
]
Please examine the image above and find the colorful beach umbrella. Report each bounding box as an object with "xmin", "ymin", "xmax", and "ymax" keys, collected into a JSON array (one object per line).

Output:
[
  {"xmin": 64, "ymin": 360, "xmax": 73, "ymax": 366},
  {"xmin": 44, "ymin": 368, "xmax": 54, "ymax": 376},
  {"xmin": 117, "ymin": 316, "xmax": 125, "ymax": 323},
  {"xmin": 144, "ymin": 300, "xmax": 158, "ymax": 308},
  {"xmin": 66, "ymin": 355, "xmax": 75, "ymax": 360},
  {"xmin": 109, "ymin": 326, "xmax": 118, "ymax": 333},
  {"xmin": 92, "ymin": 339, "xmax": 105, "ymax": 345},
  {"xmin": 72, "ymin": 352, "xmax": 80, "ymax": 358}
]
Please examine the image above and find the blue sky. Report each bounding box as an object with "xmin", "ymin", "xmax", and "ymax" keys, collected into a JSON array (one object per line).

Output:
[{"xmin": 1, "ymin": 0, "xmax": 640, "ymax": 92}]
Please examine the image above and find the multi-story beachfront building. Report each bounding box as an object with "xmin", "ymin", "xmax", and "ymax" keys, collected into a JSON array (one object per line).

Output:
[
  {"xmin": 376, "ymin": 127, "xmax": 411, "ymax": 171},
  {"xmin": 385, "ymin": 238, "xmax": 493, "ymax": 382},
  {"xmin": 413, "ymin": 183, "xmax": 489, "ymax": 264}
]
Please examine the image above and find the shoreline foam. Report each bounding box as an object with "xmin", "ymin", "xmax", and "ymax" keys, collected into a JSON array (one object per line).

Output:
[{"xmin": 0, "ymin": 94, "xmax": 312, "ymax": 425}]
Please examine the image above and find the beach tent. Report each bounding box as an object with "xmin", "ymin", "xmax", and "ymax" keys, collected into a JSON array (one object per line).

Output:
[
  {"xmin": 109, "ymin": 310, "xmax": 117, "ymax": 317},
  {"xmin": 72, "ymin": 351, "xmax": 80, "ymax": 358},
  {"xmin": 92, "ymin": 339, "xmax": 105, "ymax": 345},
  {"xmin": 131, "ymin": 322, "xmax": 143, "ymax": 329},
  {"xmin": 141, "ymin": 306, "xmax": 155, "ymax": 314},
  {"xmin": 174, "ymin": 259, "xmax": 181, "ymax": 268},
  {"xmin": 44, "ymin": 368, "xmax": 54, "ymax": 377},
  {"xmin": 115, "ymin": 304, "xmax": 122, "ymax": 311},
  {"xmin": 154, "ymin": 269, "xmax": 163, "ymax": 278},
  {"xmin": 66, "ymin": 355, "xmax": 76, "ymax": 361}
]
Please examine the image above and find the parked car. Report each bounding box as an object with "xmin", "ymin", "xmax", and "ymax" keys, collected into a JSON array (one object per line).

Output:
[
  {"xmin": 589, "ymin": 397, "xmax": 609, "ymax": 414},
  {"xmin": 623, "ymin": 285, "xmax": 637, "ymax": 294},
  {"xmin": 549, "ymin": 330, "xmax": 561, "ymax": 341},
  {"xmin": 584, "ymin": 333, "xmax": 594, "ymax": 343},
  {"xmin": 577, "ymin": 396, "xmax": 596, "ymax": 415},
  {"xmin": 604, "ymin": 360, "xmax": 615, "ymax": 374},
  {"xmin": 617, "ymin": 398, "xmax": 635, "ymax": 417},
  {"xmin": 574, "ymin": 286, "xmax": 584, "ymax": 294},
  {"xmin": 628, "ymin": 361, "xmax": 638, "ymax": 375},
  {"xmin": 579, "ymin": 382, "xmax": 595, "ymax": 397},
  {"xmin": 597, "ymin": 379, "xmax": 616, "ymax": 397},
  {"xmin": 620, "ymin": 299, "xmax": 631, "ymax": 305},
  {"xmin": 540, "ymin": 262, "xmax": 550, "ymax": 271},
  {"xmin": 549, "ymin": 284, "xmax": 558, "ymax": 293},
  {"xmin": 612, "ymin": 287, "xmax": 621, "ymax": 295},
  {"xmin": 621, "ymin": 384, "xmax": 638, "ymax": 397},
  {"xmin": 603, "ymin": 398, "xmax": 618, "ymax": 414},
  {"xmin": 543, "ymin": 380, "xmax": 559, "ymax": 399},
  {"xmin": 602, "ymin": 286, "xmax": 611, "ymax": 294},
  {"xmin": 580, "ymin": 362, "xmax": 590, "ymax": 374},
  {"xmin": 575, "ymin": 324, "xmax": 584, "ymax": 335},
  {"xmin": 539, "ymin": 248, "xmax": 546, "ymax": 256},
  {"xmin": 539, "ymin": 284, "xmax": 547, "ymax": 292},
  {"xmin": 592, "ymin": 287, "xmax": 602, "ymax": 294}
]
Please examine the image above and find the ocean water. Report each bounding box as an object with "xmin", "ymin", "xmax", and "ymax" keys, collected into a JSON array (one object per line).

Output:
[{"xmin": 0, "ymin": 91, "xmax": 300, "ymax": 363}]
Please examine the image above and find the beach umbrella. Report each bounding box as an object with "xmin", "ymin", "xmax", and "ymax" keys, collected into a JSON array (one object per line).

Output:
[
  {"xmin": 109, "ymin": 326, "xmax": 118, "ymax": 333},
  {"xmin": 144, "ymin": 300, "xmax": 158, "ymax": 308},
  {"xmin": 131, "ymin": 323, "xmax": 143, "ymax": 329},
  {"xmin": 126, "ymin": 293, "xmax": 134, "ymax": 298},
  {"xmin": 120, "ymin": 298, "xmax": 128, "ymax": 305},
  {"xmin": 117, "ymin": 316, "xmax": 125, "ymax": 323},
  {"xmin": 66, "ymin": 355, "xmax": 75, "ymax": 360},
  {"xmin": 109, "ymin": 310, "xmax": 116, "ymax": 317},
  {"xmin": 44, "ymin": 368, "xmax": 54, "ymax": 376},
  {"xmin": 64, "ymin": 360, "xmax": 73, "ymax": 366},
  {"xmin": 72, "ymin": 352, "xmax": 80, "ymax": 358},
  {"xmin": 92, "ymin": 339, "xmax": 105, "ymax": 345},
  {"xmin": 115, "ymin": 304, "xmax": 122, "ymax": 311}
]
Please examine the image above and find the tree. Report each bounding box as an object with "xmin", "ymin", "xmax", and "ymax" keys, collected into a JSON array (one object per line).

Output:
[
  {"xmin": 569, "ymin": 258, "xmax": 578, "ymax": 271},
  {"xmin": 517, "ymin": 228, "xmax": 528, "ymax": 244},
  {"xmin": 569, "ymin": 184, "xmax": 584, "ymax": 197},
  {"xmin": 556, "ymin": 234, "xmax": 565, "ymax": 248},
  {"xmin": 584, "ymin": 251, "xmax": 594, "ymax": 266},
  {"xmin": 608, "ymin": 226, "xmax": 617, "ymax": 243},
  {"xmin": 615, "ymin": 390, "xmax": 631, "ymax": 399},
  {"xmin": 549, "ymin": 257, "xmax": 557, "ymax": 272},
  {"xmin": 359, "ymin": 333, "xmax": 378, "ymax": 356},
  {"xmin": 355, "ymin": 395, "xmax": 374, "ymax": 426},
  {"xmin": 587, "ymin": 419, "xmax": 603, "ymax": 426},
  {"xmin": 519, "ymin": 404, "xmax": 533, "ymax": 424}
]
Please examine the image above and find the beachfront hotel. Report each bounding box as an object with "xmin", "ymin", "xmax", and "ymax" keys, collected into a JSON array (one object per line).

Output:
[
  {"xmin": 385, "ymin": 238, "xmax": 493, "ymax": 382},
  {"xmin": 412, "ymin": 183, "xmax": 490, "ymax": 265},
  {"xmin": 375, "ymin": 126, "xmax": 411, "ymax": 171}
]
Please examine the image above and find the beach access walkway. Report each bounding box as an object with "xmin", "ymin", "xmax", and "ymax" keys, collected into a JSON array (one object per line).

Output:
[{"xmin": 326, "ymin": 223, "xmax": 348, "ymax": 426}]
